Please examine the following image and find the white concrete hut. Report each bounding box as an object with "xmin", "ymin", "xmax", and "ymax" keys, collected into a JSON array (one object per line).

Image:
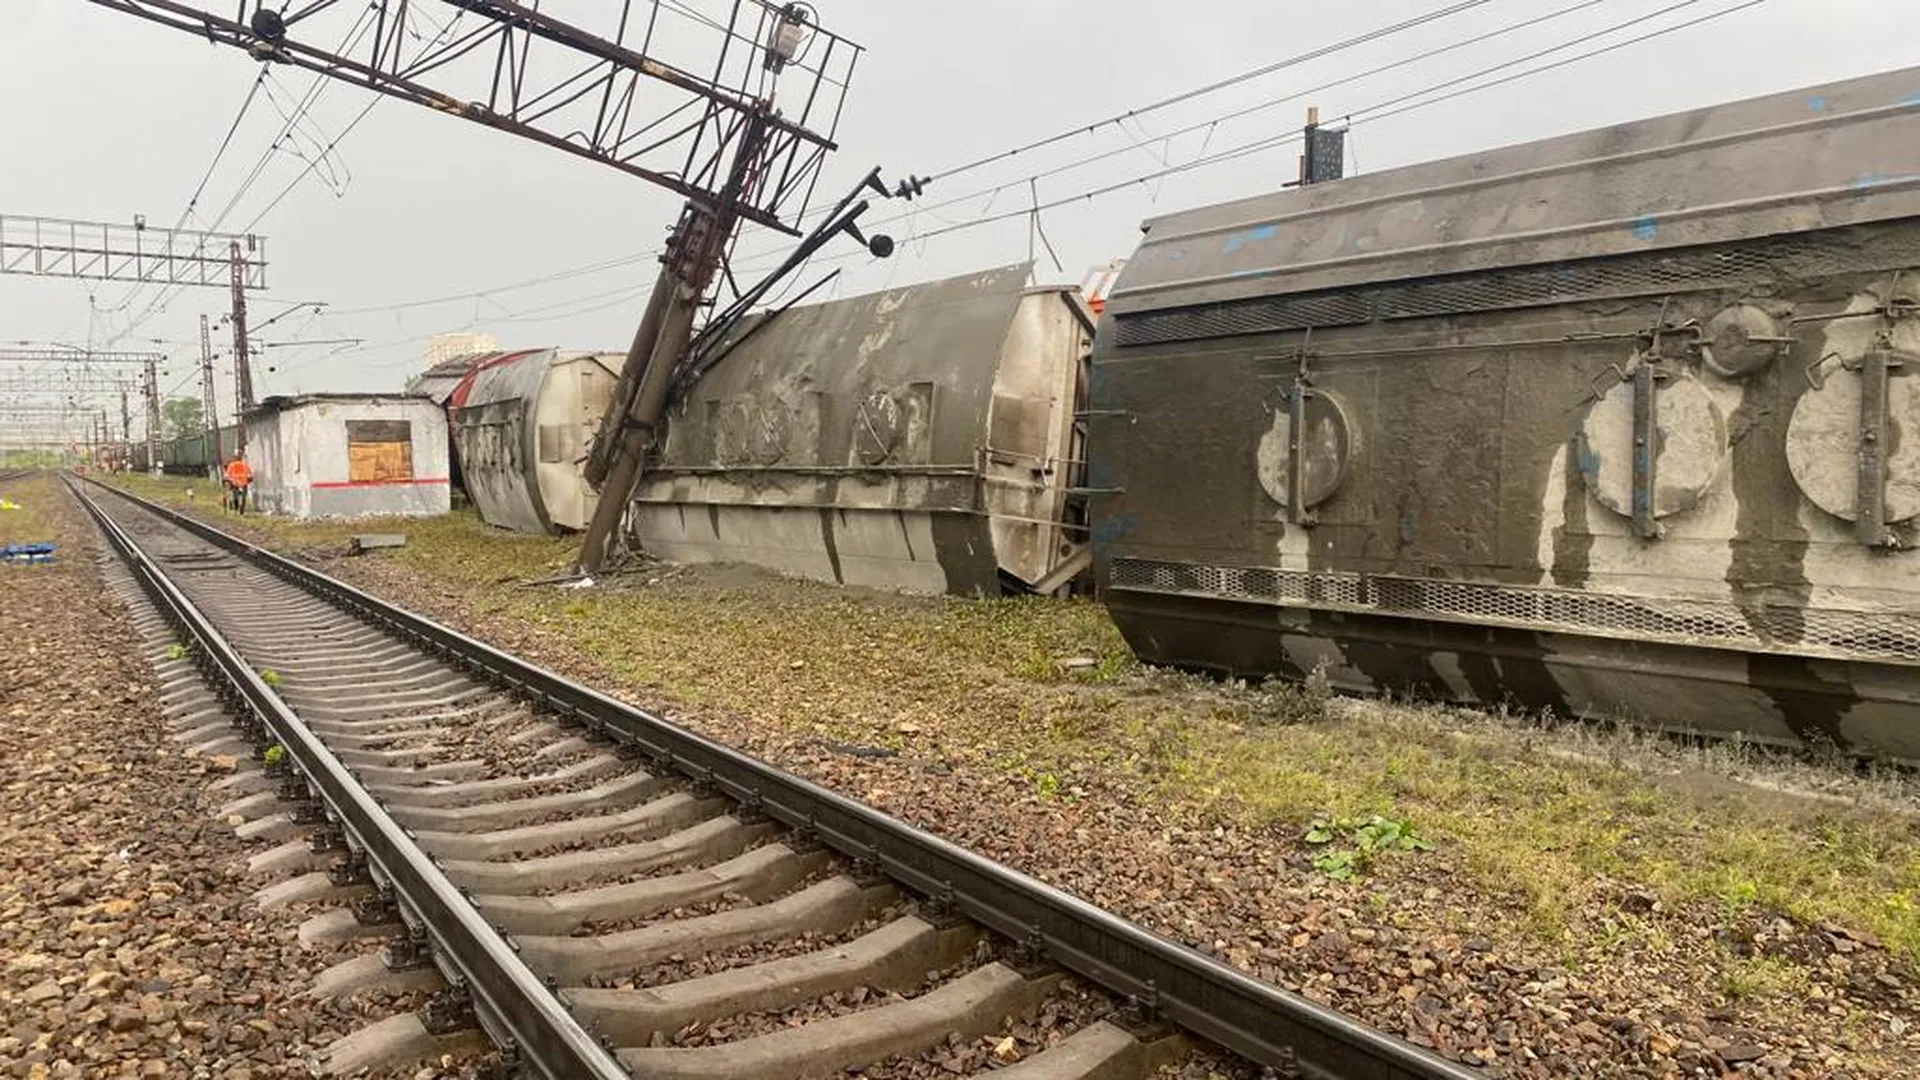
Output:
[{"xmin": 242, "ymin": 393, "xmax": 451, "ymax": 518}]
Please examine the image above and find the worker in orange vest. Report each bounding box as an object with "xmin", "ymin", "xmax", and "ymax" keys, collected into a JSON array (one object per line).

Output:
[{"xmin": 222, "ymin": 452, "xmax": 253, "ymax": 514}]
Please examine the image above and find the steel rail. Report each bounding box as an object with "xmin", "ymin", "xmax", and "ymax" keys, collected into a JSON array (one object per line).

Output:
[
  {"xmin": 81, "ymin": 475, "xmax": 1483, "ymax": 1080},
  {"xmin": 66, "ymin": 476, "xmax": 630, "ymax": 1080}
]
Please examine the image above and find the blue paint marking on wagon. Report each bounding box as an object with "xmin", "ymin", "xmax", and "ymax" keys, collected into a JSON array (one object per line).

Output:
[
  {"xmin": 1631, "ymin": 216, "xmax": 1659, "ymax": 241},
  {"xmin": 1091, "ymin": 513, "xmax": 1138, "ymax": 545},
  {"xmin": 1577, "ymin": 442, "xmax": 1603, "ymax": 484},
  {"xmin": 1224, "ymin": 224, "xmax": 1278, "ymax": 254},
  {"xmin": 1807, "ymin": 95, "xmax": 1829, "ymax": 112},
  {"xmin": 1851, "ymin": 173, "xmax": 1920, "ymax": 193}
]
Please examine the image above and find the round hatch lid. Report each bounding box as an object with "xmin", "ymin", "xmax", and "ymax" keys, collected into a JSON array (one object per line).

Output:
[
  {"xmin": 1577, "ymin": 368, "xmax": 1727, "ymax": 520},
  {"xmin": 1257, "ymin": 388, "xmax": 1352, "ymax": 510},
  {"xmin": 1786, "ymin": 363, "xmax": 1920, "ymax": 524},
  {"xmin": 1702, "ymin": 304, "xmax": 1789, "ymax": 379}
]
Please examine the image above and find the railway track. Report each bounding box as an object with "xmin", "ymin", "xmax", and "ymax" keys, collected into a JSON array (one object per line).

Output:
[{"xmin": 71, "ymin": 474, "xmax": 1483, "ymax": 1080}]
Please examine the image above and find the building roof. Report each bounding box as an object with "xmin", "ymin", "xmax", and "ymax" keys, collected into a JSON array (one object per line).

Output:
[
  {"xmin": 417, "ymin": 351, "xmax": 503, "ymax": 380},
  {"xmin": 247, "ymin": 392, "xmax": 438, "ymax": 417}
]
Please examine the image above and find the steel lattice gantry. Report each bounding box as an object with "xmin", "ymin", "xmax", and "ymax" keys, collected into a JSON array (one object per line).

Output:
[
  {"xmin": 83, "ymin": 0, "xmax": 888, "ymax": 575},
  {"xmin": 0, "ymin": 349, "xmax": 169, "ymax": 468},
  {"xmin": 0, "ymin": 403, "xmax": 107, "ymax": 447},
  {"xmin": 81, "ymin": 0, "xmax": 860, "ymax": 233},
  {"xmin": 0, "ymin": 212, "xmax": 269, "ymax": 451},
  {"xmin": 0, "ymin": 216, "xmax": 265, "ymax": 288},
  {"xmin": 0, "ymin": 367, "xmax": 135, "ymax": 395}
]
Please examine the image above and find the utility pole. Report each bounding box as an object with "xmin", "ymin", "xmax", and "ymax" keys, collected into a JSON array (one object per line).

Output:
[
  {"xmin": 144, "ymin": 357, "xmax": 162, "ymax": 474},
  {"xmin": 200, "ymin": 313, "xmax": 220, "ymax": 474},
  {"xmin": 228, "ymin": 239, "xmax": 253, "ymax": 453},
  {"xmin": 119, "ymin": 387, "xmax": 131, "ymax": 445}
]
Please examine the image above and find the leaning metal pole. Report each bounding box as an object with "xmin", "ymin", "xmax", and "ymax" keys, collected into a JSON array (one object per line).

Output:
[
  {"xmin": 576, "ymin": 112, "xmax": 773, "ymax": 574},
  {"xmin": 582, "ymin": 266, "xmax": 676, "ymax": 491},
  {"xmin": 576, "ymin": 273, "xmax": 702, "ymax": 573}
]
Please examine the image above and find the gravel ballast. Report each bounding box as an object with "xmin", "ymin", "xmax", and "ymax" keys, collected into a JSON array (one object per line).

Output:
[
  {"xmin": 0, "ymin": 475, "xmax": 478, "ymax": 1079},
  {"xmin": 317, "ymin": 561, "xmax": 1918, "ymax": 1077}
]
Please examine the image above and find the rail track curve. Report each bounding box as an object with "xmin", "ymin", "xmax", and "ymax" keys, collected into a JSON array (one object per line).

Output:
[{"xmin": 71, "ymin": 474, "xmax": 1482, "ymax": 1080}]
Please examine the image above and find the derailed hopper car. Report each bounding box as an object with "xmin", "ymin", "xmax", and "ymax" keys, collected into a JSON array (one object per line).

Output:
[
  {"xmin": 631, "ymin": 264, "xmax": 1094, "ymax": 596},
  {"xmin": 443, "ymin": 349, "xmax": 621, "ymax": 533},
  {"xmin": 1088, "ymin": 66, "xmax": 1920, "ymax": 761}
]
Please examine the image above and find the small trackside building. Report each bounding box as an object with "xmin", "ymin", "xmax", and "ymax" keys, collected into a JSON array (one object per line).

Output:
[{"xmin": 243, "ymin": 393, "xmax": 451, "ymax": 518}]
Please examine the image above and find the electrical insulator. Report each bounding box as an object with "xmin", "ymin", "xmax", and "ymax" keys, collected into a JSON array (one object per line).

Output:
[{"xmin": 764, "ymin": 7, "xmax": 809, "ymax": 72}]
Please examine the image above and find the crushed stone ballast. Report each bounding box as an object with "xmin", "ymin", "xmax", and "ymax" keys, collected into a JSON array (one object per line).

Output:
[{"xmin": 71, "ymin": 473, "xmax": 1482, "ymax": 1080}]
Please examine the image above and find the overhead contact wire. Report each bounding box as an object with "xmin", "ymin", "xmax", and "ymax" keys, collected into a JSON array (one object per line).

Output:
[{"xmin": 923, "ymin": 0, "xmax": 1504, "ymax": 183}]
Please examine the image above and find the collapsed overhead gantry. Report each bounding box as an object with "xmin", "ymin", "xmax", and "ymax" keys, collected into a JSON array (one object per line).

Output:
[{"xmin": 84, "ymin": 0, "xmax": 913, "ymax": 571}]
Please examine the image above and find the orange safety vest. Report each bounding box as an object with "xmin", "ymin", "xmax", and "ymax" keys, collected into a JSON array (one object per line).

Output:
[{"xmin": 224, "ymin": 459, "xmax": 253, "ymax": 487}]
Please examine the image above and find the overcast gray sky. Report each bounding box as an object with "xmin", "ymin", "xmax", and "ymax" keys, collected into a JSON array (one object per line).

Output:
[{"xmin": 2, "ymin": 0, "xmax": 1915, "ymax": 435}]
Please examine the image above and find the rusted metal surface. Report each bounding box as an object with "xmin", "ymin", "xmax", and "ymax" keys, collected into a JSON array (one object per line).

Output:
[
  {"xmin": 1090, "ymin": 65, "xmax": 1920, "ymax": 762},
  {"xmin": 630, "ymin": 265, "xmax": 1093, "ymax": 595}
]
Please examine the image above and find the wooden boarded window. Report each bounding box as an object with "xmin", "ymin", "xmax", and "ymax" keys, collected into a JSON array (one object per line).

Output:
[{"xmin": 346, "ymin": 420, "xmax": 413, "ymax": 483}]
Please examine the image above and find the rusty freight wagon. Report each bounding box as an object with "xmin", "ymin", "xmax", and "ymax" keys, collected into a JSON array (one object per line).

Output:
[{"xmin": 1087, "ymin": 65, "xmax": 1920, "ymax": 761}]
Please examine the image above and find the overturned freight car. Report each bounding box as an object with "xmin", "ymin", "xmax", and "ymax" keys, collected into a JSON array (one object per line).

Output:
[
  {"xmin": 630, "ymin": 264, "xmax": 1094, "ymax": 596},
  {"xmin": 446, "ymin": 349, "xmax": 620, "ymax": 533},
  {"xmin": 1089, "ymin": 65, "xmax": 1920, "ymax": 761}
]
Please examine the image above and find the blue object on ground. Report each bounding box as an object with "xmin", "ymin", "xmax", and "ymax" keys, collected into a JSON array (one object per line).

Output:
[{"xmin": 1, "ymin": 542, "xmax": 57, "ymax": 563}]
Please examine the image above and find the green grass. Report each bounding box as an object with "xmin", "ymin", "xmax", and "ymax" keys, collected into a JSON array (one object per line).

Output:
[
  {"xmin": 1720, "ymin": 954, "xmax": 1814, "ymax": 1002},
  {"xmin": 0, "ymin": 473, "xmax": 65, "ymax": 550},
  {"xmin": 98, "ymin": 470, "xmax": 1920, "ymax": 965},
  {"xmin": 111, "ymin": 472, "xmax": 578, "ymax": 587}
]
